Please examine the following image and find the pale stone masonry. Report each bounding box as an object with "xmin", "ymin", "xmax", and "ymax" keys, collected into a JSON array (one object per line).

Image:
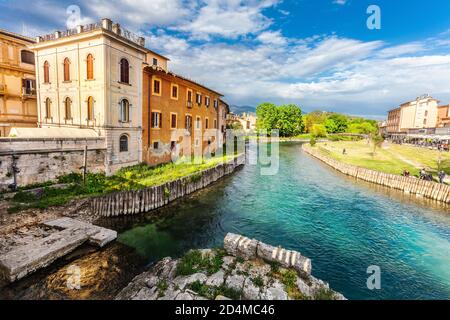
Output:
[{"xmin": 30, "ymin": 19, "xmax": 151, "ymax": 174}]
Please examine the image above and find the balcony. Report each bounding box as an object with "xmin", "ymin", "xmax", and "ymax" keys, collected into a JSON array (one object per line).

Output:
[
  {"xmin": 0, "ymin": 84, "xmax": 5, "ymax": 95},
  {"xmin": 22, "ymin": 87, "xmax": 36, "ymax": 98}
]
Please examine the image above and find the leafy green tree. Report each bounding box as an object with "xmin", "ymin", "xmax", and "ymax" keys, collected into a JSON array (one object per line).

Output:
[
  {"xmin": 304, "ymin": 111, "xmax": 328, "ymax": 133},
  {"xmin": 325, "ymin": 114, "xmax": 348, "ymax": 133},
  {"xmin": 256, "ymin": 102, "xmax": 278, "ymax": 134},
  {"xmin": 276, "ymin": 104, "xmax": 304, "ymax": 137},
  {"xmin": 310, "ymin": 124, "xmax": 327, "ymax": 138},
  {"xmin": 347, "ymin": 122, "xmax": 377, "ymax": 135}
]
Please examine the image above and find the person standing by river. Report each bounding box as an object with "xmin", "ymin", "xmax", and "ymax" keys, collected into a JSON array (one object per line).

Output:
[{"xmin": 439, "ymin": 171, "xmax": 446, "ymax": 184}]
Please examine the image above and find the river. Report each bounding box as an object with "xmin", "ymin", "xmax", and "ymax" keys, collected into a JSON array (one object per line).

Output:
[{"xmin": 2, "ymin": 142, "xmax": 449, "ymax": 300}]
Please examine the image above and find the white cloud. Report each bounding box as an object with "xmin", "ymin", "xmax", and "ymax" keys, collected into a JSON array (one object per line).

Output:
[
  {"xmin": 176, "ymin": 0, "xmax": 279, "ymax": 39},
  {"xmin": 333, "ymin": 0, "xmax": 347, "ymax": 5}
]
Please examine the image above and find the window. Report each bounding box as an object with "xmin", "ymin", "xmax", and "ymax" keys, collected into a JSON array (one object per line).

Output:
[
  {"xmin": 196, "ymin": 93, "xmax": 202, "ymax": 105},
  {"xmin": 22, "ymin": 79, "xmax": 35, "ymax": 95},
  {"xmin": 185, "ymin": 115, "xmax": 192, "ymax": 130},
  {"xmin": 205, "ymin": 96, "xmax": 210, "ymax": 107},
  {"xmin": 63, "ymin": 58, "xmax": 70, "ymax": 81},
  {"xmin": 119, "ymin": 135, "xmax": 128, "ymax": 152},
  {"xmin": 152, "ymin": 58, "xmax": 158, "ymax": 66},
  {"xmin": 153, "ymin": 141, "xmax": 159, "ymax": 149},
  {"xmin": 171, "ymin": 141, "xmax": 176, "ymax": 150},
  {"xmin": 45, "ymin": 98, "xmax": 51, "ymax": 118},
  {"xmin": 171, "ymin": 113, "xmax": 177, "ymax": 129},
  {"xmin": 120, "ymin": 58, "xmax": 129, "ymax": 84},
  {"xmin": 205, "ymin": 118, "xmax": 209, "ymax": 129},
  {"xmin": 87, "ymin": 54, "xmax": 94, "ymax": 80},
  {"xmin": 195, "ymin": 139, "xmax": 199, "ymax": 147},
  {"xmin": 119, "ymin": 99, "xmax": 130, "ymax": 122},
  {"xmin": 187, "ymin": 89, "xmax": 193, "ymax": 107},
  {"xmin": 43, "ymin": 61, "xmax": 50, "ymax": 83},
  {"xmin": 214, "ymin": 99, "xmax": 218, "ymax": 108},
  {"xmin": 424, "ymin": 110, "xmax": 428, "ymax": 117},
  {"xmin": 87, "ymin": 96, "xmax": 94, "ymax": 121},
  {"xmin": 64, "ymin": 97, "xmax": 72, "ymax": 119},
  {"xmin": 196, "ymin": 116, "xmax": 201, "ymax": 129},
  {"xmin": 151, "ymin": 112, "xmax": 161, "ymax": 128},
  {"xmin": 153, "ymin": 78, "xmax": 161, "ymax": 95},
  {"xmin": 171, "ymin": 84, "xmax": 179, "ymax": 99},
  {"xmin": 21, "ymin": 50, "xmax": 34, "ymax": 65},
  {"xmin": 214, "ymin": 119, "xmax": 217, "ymax": 129}
]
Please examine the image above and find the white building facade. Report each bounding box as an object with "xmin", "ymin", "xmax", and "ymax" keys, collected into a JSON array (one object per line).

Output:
[{"xmin": 31, "ymin": 19, "xmax": 147, "ymax": 174}]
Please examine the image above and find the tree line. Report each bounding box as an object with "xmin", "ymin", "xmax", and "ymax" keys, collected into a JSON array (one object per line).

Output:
[{"xmin": 255, "ymin": 103, "xmax": 379, "ymax": 137}]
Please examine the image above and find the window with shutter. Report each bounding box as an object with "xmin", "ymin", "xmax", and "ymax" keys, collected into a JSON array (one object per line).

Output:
[
  {"xmin": 63, "ymin": 58, "xmax": 70, "ymax": 81},
  {"xmin": 87, "ymin": 54, "xmax": 94, "ymax": 80},
  {"xmin": 43, "ymin": 61, "xmax": 50, "ymax": 83},
  {"xmin": 120, "ymin": 58, "xmax": 130, "ymax": 84}
]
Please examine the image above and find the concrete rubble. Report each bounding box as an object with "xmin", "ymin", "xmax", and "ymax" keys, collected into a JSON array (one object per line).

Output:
[{"xmin": 0, "ymin": 217, "xmax": 117, "ymax": 283}]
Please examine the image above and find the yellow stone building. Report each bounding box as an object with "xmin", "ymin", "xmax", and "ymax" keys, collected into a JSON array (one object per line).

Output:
[{"xmin": 0, "ymin": 29, "xmax": 37, "ymax": 136}]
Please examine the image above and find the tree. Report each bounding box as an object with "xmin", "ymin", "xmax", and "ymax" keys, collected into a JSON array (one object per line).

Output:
[
  {"xmin": 347, "ymin": 122, "xmax": 377, "ymax": 135},
  {"xmin": 255, "ymin": 103, "xmax": 304, "ymax": 137},
  {"xmin": 256, "ymin": 102, "xmax": 278, "ymax": 134},
  {"xmin": 325, "ymin": 114, "xmax": 348, "ymax": 133},
  {"xmin": 310, "ymin": 124, "xmax": 327, "ymax": 138},
  {"xmin": 371, "ymin": 133, "xmax": 384, "ymax": 156},
  {"xmin": 304, "ymin": 111, "xmax": 328, "ymax": 133},
  {"xmin": 276, "ymin": 104, "xmax": 304, "ymax": 137}
]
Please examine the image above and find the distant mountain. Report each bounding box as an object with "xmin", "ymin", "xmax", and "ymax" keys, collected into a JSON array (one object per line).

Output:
[{"xmin": 229, "ymin": 105, "xmax": 255, "ymax": 115}]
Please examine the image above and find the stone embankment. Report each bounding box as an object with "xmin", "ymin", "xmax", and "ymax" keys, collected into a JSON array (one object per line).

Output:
[
  {"xmin": 303, "ymin": 145, "xmax": 450, "ymax": 204},
  {"xmin": 90, "ymin": 154, "xmax": 245, "ymax": 217},
  {"xmin": 116, "ymin": 233, "xmax": 345, "ymax": 300},
  {"xmin": 0, "ymin": 218, "xmax": 116, "ymax": 283}
]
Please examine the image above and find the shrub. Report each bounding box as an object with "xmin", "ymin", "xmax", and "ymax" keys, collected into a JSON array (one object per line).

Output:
[
  {"xmin": 310, "ymin": 136, "xmax": 317, "ymax": 147},
  {"xmin": 314, "ymin": 288, "xmax": 335, "ymax": 300},
  {"xmin": 175, "ymin": 249, "xmax": 224, "ymax": 276}
]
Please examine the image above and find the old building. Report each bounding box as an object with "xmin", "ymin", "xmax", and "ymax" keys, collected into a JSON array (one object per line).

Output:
[
  {"xmin": 0, "ymin": 29, "xmax": 37, "ymax": 136},
  {"xmin": 437, "ymin": 104, "xmax": 450, "ymax": 128},
  {"xmin": 218, "ymin": 99, "xmax": 229, "ymax": 144},
  {"xmin": 29, "ymin": 19, "xmax": 152, "ymax": 174},
  {"xmin": 142, "ymin": 65, "xmax": 223, "ymax": 166},
  {"xmin": 386, "ymin": 95, "xmax": 440, "ymax": 134}
]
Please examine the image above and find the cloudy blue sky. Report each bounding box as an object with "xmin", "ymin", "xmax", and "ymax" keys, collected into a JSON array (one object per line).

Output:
[{"xmin": 1, "ymin": 0, "xmax": 450, "ymax": 118}]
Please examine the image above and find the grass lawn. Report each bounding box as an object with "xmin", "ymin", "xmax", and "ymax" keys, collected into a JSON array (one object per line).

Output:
[
  {"xmin": 9, "ymin": 154, "xmax": 238, "ymax": 213},
  {"xmin": 312, "ymin": 140, "xmax": 450, "ymax": 177}
]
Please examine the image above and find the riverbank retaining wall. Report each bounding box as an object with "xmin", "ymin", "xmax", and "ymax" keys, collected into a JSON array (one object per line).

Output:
[
  {"xmin": 0, "ymin": 137, "xmax": 106, "ymax": 190},
  {"xmin": 90, "ymin": 154, "xmax": 245, "ymax": 217},
  {"xmin": 302, "ymin": 145, "xmax": 450, "ymax": 204}
]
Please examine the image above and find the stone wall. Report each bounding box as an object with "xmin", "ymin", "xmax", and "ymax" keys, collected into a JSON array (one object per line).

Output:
[
  {"xmin": 302, "ymin": 144, "xmax": 450, "ymax": 204},
  {"xmin": 0, "ymin": 137, "xmax": 106, "ymax": 190},
  {"xmin": 91, "ymin": 154, "xmax": 245, "ymax": 217}
]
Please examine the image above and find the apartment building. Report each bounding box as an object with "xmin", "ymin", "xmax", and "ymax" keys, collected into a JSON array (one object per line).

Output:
[
  {"xmin": 386, "ymin": 95, "xmax": 440, "ymax": 134},
  {"xmin": 29, "ymin": 19, "xmax": 157, "ymax": 174},
  {"xmin": 142, "ymin": 65, "xmax": 223, "ymax": 166},
  {"xmin": 437, "ymin": 104, "xmax": 450, "ymax": 128},
  {"xmin": 0, "ymin": 29, "xmax": 37, "ymax": 136}
]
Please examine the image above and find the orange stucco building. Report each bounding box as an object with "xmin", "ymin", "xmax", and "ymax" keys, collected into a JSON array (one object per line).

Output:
[
  {"xmin": 0, "ymin": 29, "xmax": 37, "ymax": 136},
  {"xmin": 437, "ymin": 104, "xmax": 450, "ymax": 128},
  {"xmin": 142, "ymin": 65, "xmax": 223, "ymax": 166}
]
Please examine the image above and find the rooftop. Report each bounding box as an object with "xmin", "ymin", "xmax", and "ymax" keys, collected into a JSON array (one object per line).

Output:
[
  {"xmin": 35, "ymin": 18, "xmax": 169, "ymax": 61},
  {"xmin": 144, "ymin": 64, "xmax": 223, "ymax": 97},
  {"xmin": 0, "ymin": 28, "xmax": 35, "ymax": 44}
]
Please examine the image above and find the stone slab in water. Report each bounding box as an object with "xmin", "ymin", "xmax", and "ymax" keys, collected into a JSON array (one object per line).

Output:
[
  {"xmin": 43, "ymin": 217, "xmax": 117, "ymax": 247},
  {"xmin": 0, "ymin": 227, "xmax": 92, "ymax": 283},
  {"xmin": 0, "ymin": 218, "xmax": 117, "ymax": 283}
]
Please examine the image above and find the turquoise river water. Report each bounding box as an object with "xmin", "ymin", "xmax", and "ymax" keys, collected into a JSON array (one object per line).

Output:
[
  {"xmin": 2, "ymin": 142, "xmax": 449, "ymax": 300},
  {"xmin": 116, "ymin": 142, "xmax": 450, "ymax": 300}
]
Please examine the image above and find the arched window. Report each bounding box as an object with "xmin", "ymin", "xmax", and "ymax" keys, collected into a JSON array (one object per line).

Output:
[
  {"xmin": 86, "ymin": 54, "xmax": 94, "ymax": 80},
  {"xmin": 119, "ymin": 99, "xmax": 130, "ymax": 122},
  {"xmin": 64, "ymin": 97, "xmax": 72, "ymax": 120},
  {"xmin": 63, "ymin": 58, "xmax": 70, "ymax": 81},
  {"xmin": 21, "ymin": 50, "xmax": 34, "ymax": 65},
  {"xmin": 87, "ymin": 96, "xmax": 94, "ymax": 121},
  {"xmin": 120, "ymin": 58, "xmax": 129, "ymax": 84},
  {"xmin": 119, "ymin": 134, "xmax": 128, "ymax": 152},
  {"xmin": 43, "ymin": 61, "xmax": 50, "ymax": 83},
  {"xmin": 45, "ymin": 98, "xmax": 51, "ymax": 118}
]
